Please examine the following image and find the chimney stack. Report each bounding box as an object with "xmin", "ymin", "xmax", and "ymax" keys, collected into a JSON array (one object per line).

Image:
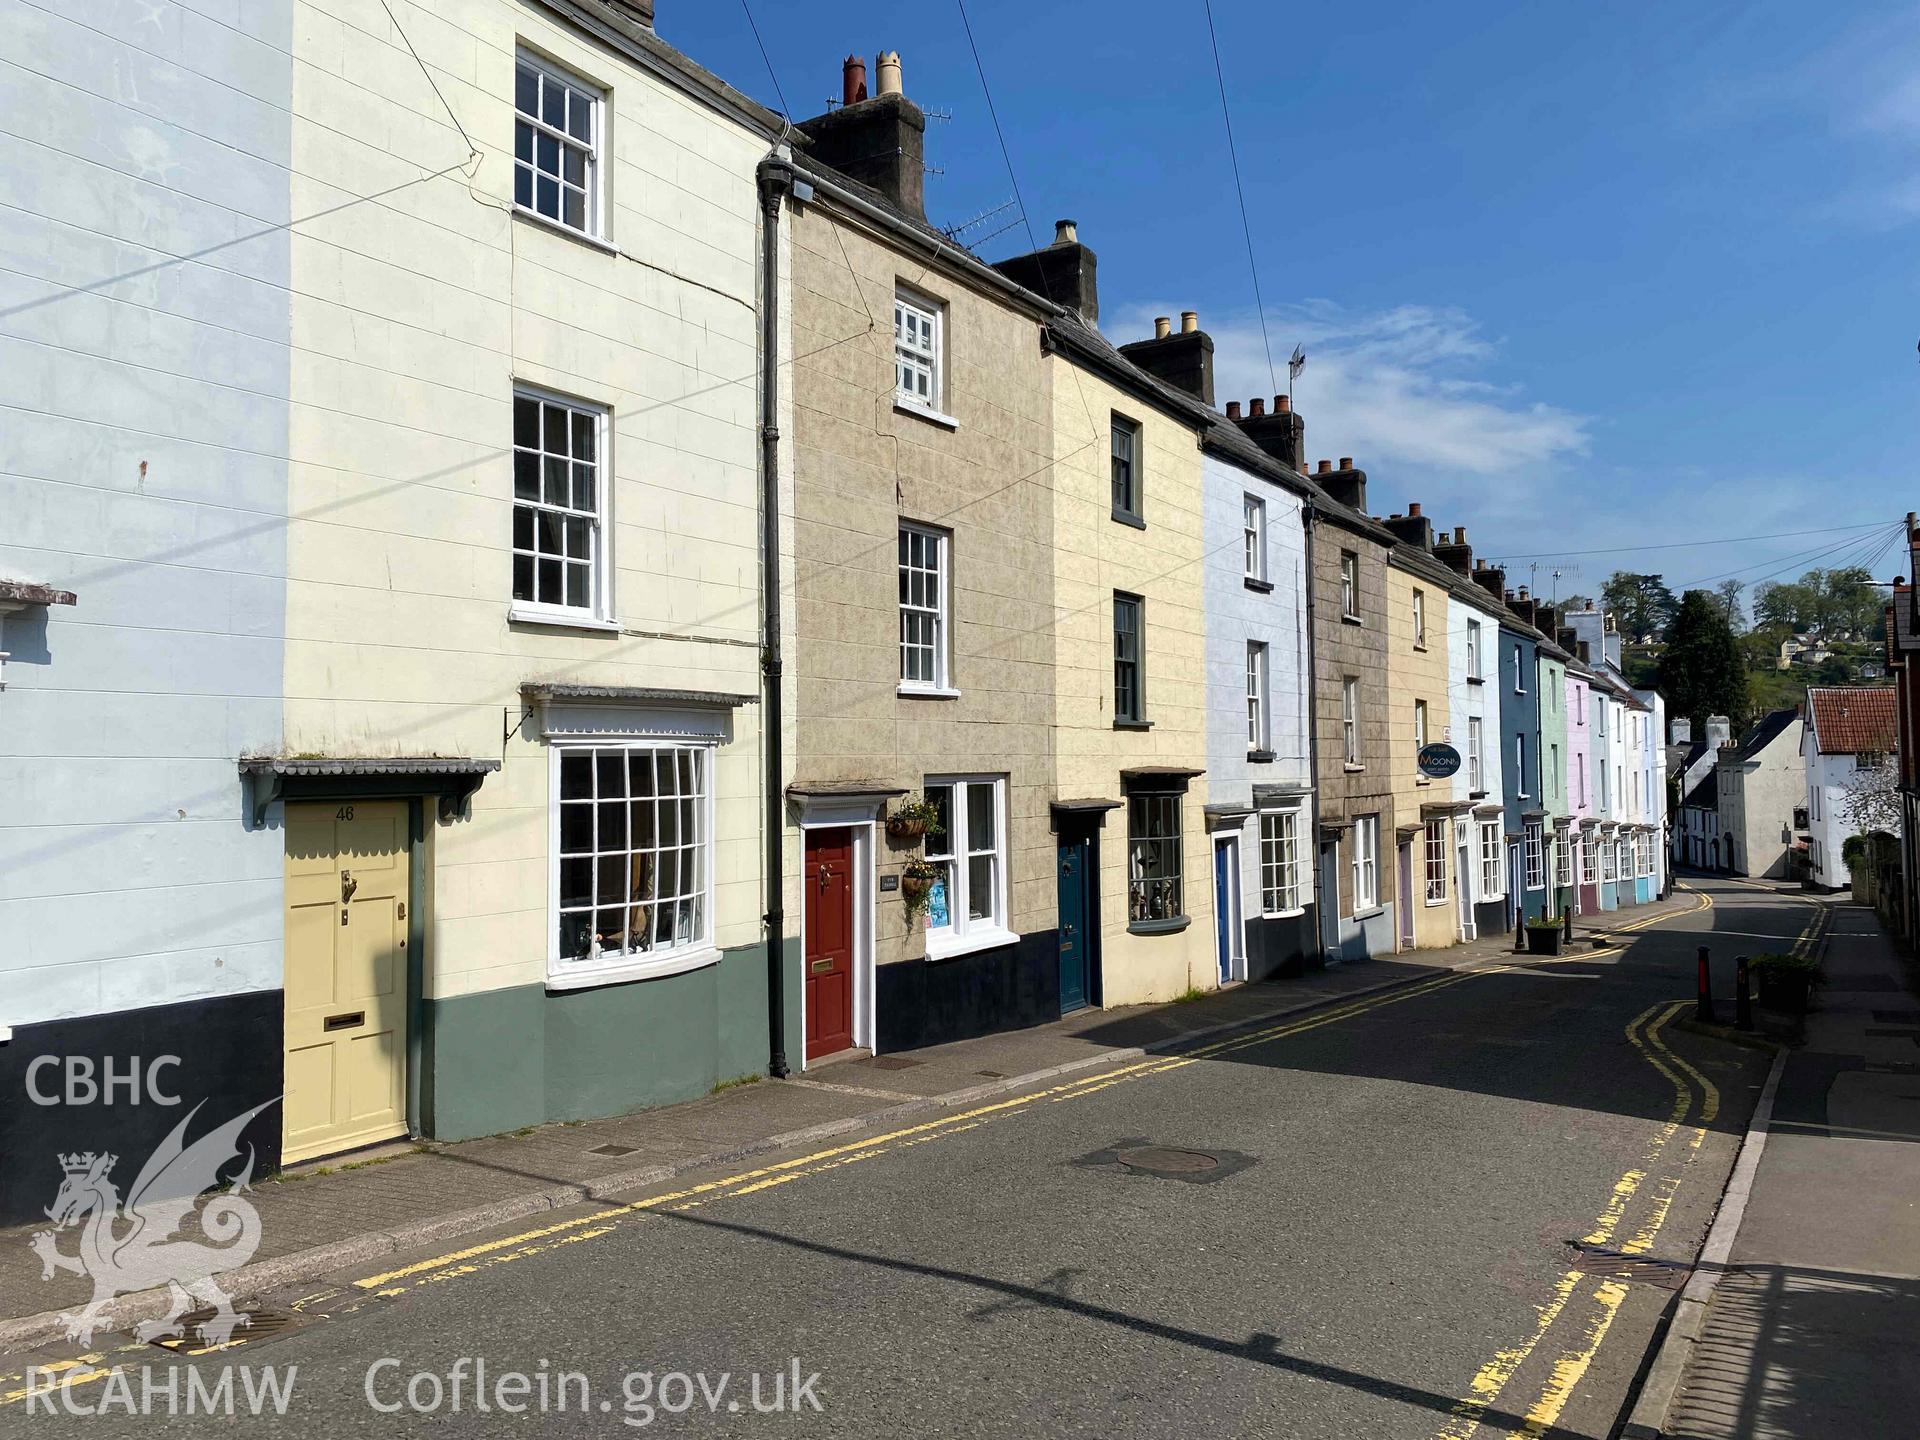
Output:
[
  {"xmin": 1235, "ymin": 392, "xmax": 1305, "ymax": 470},
  {"xmin": 991, "ymin": 217, "xmax": 1100, "ymax": 320},
  {"xmin": 1474, "ymin": 563, "xmax": 1507, "ymax": 604},
  {"xmin": 1433, "ymin": 526, "xmax": 1472, "ymax": 576},
  {"xmin": 1380, "ymin": 500, "xmax": 1434, "ymax": 552},
  {"xmin": 1670, "ymin": 716, "xmax": 1692, "ymax": 745},
  {"xmin": 1315, "ymin": 457, "xmax": 1367, "ymax": 513},
  {"xmin": 1705, "ymin": 715, "xmax": 1732, "ymax": 750},
  {"xmin": 797, "ymin": 52, "xmax": 928, "ymax": 220},
  {"xmin": 1118, "ymin": 309, "xmax": 1214, "ymax": 404}
]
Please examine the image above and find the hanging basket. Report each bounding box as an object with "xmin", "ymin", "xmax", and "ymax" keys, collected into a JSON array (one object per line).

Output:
[
  {"xmin": 901, "ymin": 872, "xmax": 934, "ymax": 902},
  {"xmin": 887, "ymin": 816, "xmax": 929, "ymax": 841}
]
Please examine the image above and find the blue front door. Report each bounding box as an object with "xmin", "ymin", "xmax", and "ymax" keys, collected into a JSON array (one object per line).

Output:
[
  {"xmin": 1057, "ymin": 836, "xmax": 1092, "ymax": 1013},
  {"xmin": 1216, "ymin": 843, "xmax": 1232, "ymax": 982}
]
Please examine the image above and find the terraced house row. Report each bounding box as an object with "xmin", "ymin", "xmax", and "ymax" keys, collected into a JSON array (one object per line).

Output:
[{"xmin": 0, "ymin": 0, "xmax": 1669, "ymax": 1218}]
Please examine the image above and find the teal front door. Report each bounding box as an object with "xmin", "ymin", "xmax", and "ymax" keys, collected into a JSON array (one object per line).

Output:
[{"xmin": 1057, "ymin": 834, "xmax": 1094, "ymax": 1013}]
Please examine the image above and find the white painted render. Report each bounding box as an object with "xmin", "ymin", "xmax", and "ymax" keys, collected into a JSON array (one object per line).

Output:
[
  {"xmin": 1802, "ymin": 727, "xmax": 1890, "ymax": 890},
  {"xmin": 1448, "ymin": 585, "xmax": 1504, "ymax": 910},
  {"xmin": 0, "ymin": 0, "xmax": 295, "ymax": 1026},
  {"xmin": 280, "ymin": 0, "xmax": 782, "ymax": 1000}
]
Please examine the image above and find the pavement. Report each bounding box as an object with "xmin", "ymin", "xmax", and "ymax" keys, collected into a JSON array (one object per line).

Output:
[
  {"xmin": 0, "ymin": 881, "xmax": 1779, "ymax": 1438},
  {"xmin": 1650, "ymin": 892, "xmax": 1920, "ymax": 1440}
]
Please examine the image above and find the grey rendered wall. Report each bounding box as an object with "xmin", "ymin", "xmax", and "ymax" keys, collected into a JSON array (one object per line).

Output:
[{"xmin": 0, "ymin": 1, "xmax": 291, "ymax": 1026}]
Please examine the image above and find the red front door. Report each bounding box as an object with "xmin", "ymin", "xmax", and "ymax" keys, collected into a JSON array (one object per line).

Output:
[{"xmin": 805, "ymin": 828, "xmax": 855, "ymax": 1061}]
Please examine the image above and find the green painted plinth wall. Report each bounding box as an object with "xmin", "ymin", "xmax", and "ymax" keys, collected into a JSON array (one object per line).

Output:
[{"xmin": 421, "ymin": 938, "xmax": 803, "ymax": 1142}]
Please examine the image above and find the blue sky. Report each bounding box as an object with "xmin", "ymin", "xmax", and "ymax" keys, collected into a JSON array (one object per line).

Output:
[{"xmin": 663, "ymin": 0, "xmax": 1920, "ymax": 610}]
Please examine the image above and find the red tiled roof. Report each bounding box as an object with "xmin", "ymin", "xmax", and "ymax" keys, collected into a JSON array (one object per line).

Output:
[{"xmin": 1807, "ymin": 687, "xmax": 1897, "ymax": 755}]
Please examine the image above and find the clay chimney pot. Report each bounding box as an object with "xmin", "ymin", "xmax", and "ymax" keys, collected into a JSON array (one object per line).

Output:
[
  {"xmin": 875, "ymin": 51, "xmax": 902, "ymax": 97},
  {"xmin": 1225, "ymin": 400, "xmax": 1241, "ymax": 420},
  {"xmin": 1248, "ymin": 397, "xmax": 1266, "ymax": 417},
  {"xmin": 1317, "ymin": 459, "xmax": 1333, "ymax": 474},
  {"xmin": 841, "ymin": 55, "xmax": 868, "ymax": 106},
  {"xmin": 1275, "ymin": 394, "xmax": 1292, "ymax": 413},
  {"xmin": 1339, "ymin": 457, "xmax": 1353, "ymax": 470},
  {"xmin": 1180, "ymin": 310, "xmax": 1198, "ymax": 334},
  {"xmin": 1408, "ymin": 502, "xmax": 1422, "ymax": 517},
  {"xmin": 1153, "ymin": 316, "xmax": 1171, "ymax": 339},
  {"xmin": 1054, "ymin": 219, "xmax": 1078, "ymax": 244}
]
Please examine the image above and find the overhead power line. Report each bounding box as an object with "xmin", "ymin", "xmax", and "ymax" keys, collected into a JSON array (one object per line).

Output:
[
  {"xmin": 1487, "ymin": 520, "xmax": 1890, "ymax": 564},
  {"xmin": 1201, "ymin": 0, "xmax": 1277, "ymax": 395}
]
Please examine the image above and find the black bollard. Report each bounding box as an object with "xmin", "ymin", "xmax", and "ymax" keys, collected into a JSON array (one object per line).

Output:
[
  {"xmin": 1735, "ymin": 955, "xmax": 1753, "ymax": 1031},
  {"xmin": 1563, "ymin": 906, "xmax": 1574, "ymax": 942},
  {"xmin": 1696, "ymin": 946, "xmax": 1716, "ymax": 1024}
]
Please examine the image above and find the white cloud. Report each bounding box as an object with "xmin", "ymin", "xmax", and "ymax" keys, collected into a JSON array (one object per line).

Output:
[{"xmin": 1118, "ymin": 301, "xmax": 1591, "ymax": 478}]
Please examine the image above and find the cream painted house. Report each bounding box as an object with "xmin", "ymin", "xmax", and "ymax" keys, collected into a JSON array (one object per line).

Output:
[
  {"xmin": 270, "ymin": 0, "xmax": 791, "ymax": 1159},
  {"xmin": 1382, "ymin": 527, "xmax": 1459, "ymax": 951},
  {"xmin": 1041, "ymin": 312, "xmax": 1218, "ymax": 1006}
]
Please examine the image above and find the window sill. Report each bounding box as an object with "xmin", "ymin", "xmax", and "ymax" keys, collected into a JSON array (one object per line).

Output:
[
  {"xmin": 1467, "ymin": 676, "xmax": 1485, "ymax": 687},
  {"xmin": 1413, "ymin": 642, "xmax": 1429, "ymax": 652},
  {"xmin": 1248, "ymin": 749, "xmax": 1275, "ymax": 764},
  {"xmin": 1341, "ymin": 613, "xmax": 1365, "ymax": 627},
  {"xmin": 1343, "ymin": 762, "xmax": 1366, "ymax": 773},
  {"xmin": 1424, "ymin": 896, "xmax": 1450, "ymax": 908},
  {"xmin": 1244, "ymin": 576, "xmax": 1274, "ymax": 594},
  {"xmin": 547, "ymin": 945, "xmax": 721, "ymax": 993},
  {"xmin": 1114, "ymin": 717, "xmax": 1153, "ymax": 731},
  {"xmin": 1350, "ymin": 905, "xmax": 1384, "ymax": 922},
  {"xmin": 1261, "ymin": 907, "xmax": 1307, "ymax": 921},
  {"xmin": 899, "ymin": 683, "xmax": 961, "ymax": 700},
  {"xmin": 1415, "ymin": 776, "xmax": 1431, "ymax": 786},
  {"xmin": 1111, "ymin": 508, "xmax": 1147, "ymax": 531},
  {"xmin": 925, "ymin": 925, "xmax": 1019, "ymax": 962},
  {"xmin": 509, "ymin": 602, "xmax": 620, "ymax": 633},
  {"xmin": 1127, "ymin": 915, "xmax": 1190, "ymax": 936},
  {"xmin": 895, "ymin": 397, "xmax": 959, "ymax": 430},
  {"xmin": 512, "ymin": 204, "xmax": 618, "ymax": 255}
]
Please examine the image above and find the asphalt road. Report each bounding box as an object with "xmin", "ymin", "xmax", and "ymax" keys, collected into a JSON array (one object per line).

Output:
[{"xmin": 4, "ymin": 877, "xmax": 1807, "ymax": 1439}]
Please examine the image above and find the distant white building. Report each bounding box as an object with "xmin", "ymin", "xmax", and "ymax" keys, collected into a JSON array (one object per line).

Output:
[{"xmin": 1802, "ymin": 688, "xmax": 1898, "ymax": 890}]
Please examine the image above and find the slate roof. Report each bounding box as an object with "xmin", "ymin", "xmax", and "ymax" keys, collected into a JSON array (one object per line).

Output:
[
  {"xmin": 1806, "ymin": 686, "xmax": 1896, "ymax": 755},
  {"xmin": 1731, "ymin": 707, "xmax": 1801, "ymax": 762},
  {"xmin": 1681, "ymin": 767, "xmax": 1719, "ymax": 810}
]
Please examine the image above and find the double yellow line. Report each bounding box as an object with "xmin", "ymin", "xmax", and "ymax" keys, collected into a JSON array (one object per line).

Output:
[{"xmin": 1433, "ymin": 999, "xmax": 1721, "ymax": 1440}]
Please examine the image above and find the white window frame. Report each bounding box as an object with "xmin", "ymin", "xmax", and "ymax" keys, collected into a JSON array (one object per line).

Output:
[
  {"xmin": 1513, "ymin": 643, "xmax": 1526, "ymax": 694},
  {"xmin": 1467, "ymin": 619, "xmax": 1482, "ymax": 680},
  {"xmin": 548, "ymin": 739, "xmax": 718, "ymax": 990},
  {"xmin": 1247, "ymin": 641, "xmax": 1270, "ymax": 753},
  {"xmin": 1412, "ymin": 588, "xmax": 1427, "ymax": 647},
  {"xmin": 894, "ymin": 287, "xmax": 946, "ymax": 416},
  {"xmin": 1515, "ymin": 734, "xmax": 1529, "ymax": 797},
  {"xmin": 1340, "ymin": 551, "xmax": 1360, "ymax": 620},
  {"xmin": 515, "ymin": 50, "xmax": 604, "ymax": 241},
  {"xmin": 1601, "ymin": 837, "xmax": 1618, "ymax": 883},
  {"xmin": 1581, "ymin": 834, "xmax": 1597, "ymax": 885},
  {"xmin": 1342, "ymin": 676, "xmax": 1360, "ymax": 764},
  {"xmin": 511, "ymin": 383, "xmax": 613, "ymax": 628},
  {"xmin": 1556, "ymin": 832, "xmax": 1574, "ymax": 889},
  {"xmin": 1351, "ymin": 814, "xmax": 1379, "ymax": 912},
  {"xmin": 1424, "ymin": 818, "xmax": 1448, "ymax": 904},
  {"xmin": 1480, "ymin": 819, "xmax": 1505, "ymax": 899},
  {"xmin": 1524, "ymin": 821, "xmax": 1545, "ymax": 891},
  {"xmin": 1549, "ymin": 744, "xmax": 1560, "ymax": 797},
  {"xmin": 1468, "ymin": 716, "xmax": 1484, "ymax": 792},
  {"xmin": 898, "ymin": 522, "xmax": 952, "ymax": 694},
  {"xmin": 1242, "ymin": 494, "xmax": 1267, "ymax": 581},
  {"xmin": 1259, "ymin": 807, "xmax": 1305, "ymax": 916},
  {"xmin": 922, "ymin": 775, "xmax": 1014, "ymax": 959},
  {"xmin": 1414, "ymin": 698, "xmax": 1429, "ymax": 755}
]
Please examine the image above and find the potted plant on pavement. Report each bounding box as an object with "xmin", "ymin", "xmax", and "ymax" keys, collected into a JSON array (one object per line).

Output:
[
  {"xmin": 886, "ymin": 793, "xmax": 943, "ymax": 842},
  {"xmin": 1525, "ymin": 916, "xmax": 1566, "ymax": 956},
  {"xmin": 1750, "ymin": 951, "xmax": 1823, "ymax": 1014}
]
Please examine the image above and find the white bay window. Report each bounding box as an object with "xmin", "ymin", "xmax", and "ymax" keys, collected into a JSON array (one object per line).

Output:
[{"xmin": 923, "ymin": 776, "xmax": 1012, "ymax": 956}]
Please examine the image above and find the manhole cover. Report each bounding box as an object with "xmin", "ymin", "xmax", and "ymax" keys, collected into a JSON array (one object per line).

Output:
[
  {"xmin": 588, "ymin": 1142, "xmax": 638, "ymax": 1157},
  {"xmin": 1115, "ymin": 1145, "xmax": 1220, "ymax": 1175},
  {"xmin": 1072, "ymin": 1138, "xmax": 1256, "ymax": 1185},
  {"xmin": 149, "ymin": 1308, "xmax": 300, "ymax": 1353},
  {"xmin": 1565, "ymin": 1242, "xmax": 1694, "ymax": 1290}
]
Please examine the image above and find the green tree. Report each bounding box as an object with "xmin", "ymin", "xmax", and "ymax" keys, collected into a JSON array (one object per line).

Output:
[
  {"xmin": 1753, "ymin": 578, "xmax": 1819, "ymax": 632},
  {"xmin": 1602, "ymin": 572, "xmax": 1679, "ymax": 642},
  {"xmin": 1659, "ymin": 589, "xmax": 1750, "ymax": 730},
  {"xmin": 1712, "ymin": 579, "xmax": 1747, "ymax": 632}
]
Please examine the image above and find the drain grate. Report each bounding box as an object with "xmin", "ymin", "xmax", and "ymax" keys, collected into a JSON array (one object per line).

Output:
[
  {"xmin": 1565, "ymin": 1242, "xmax": 1694, "ymax": 1290},
  {"xmin": 866, "ymin": 1056, "xmax": 922, "ymax": 1071},
  {"xmin": 149, "ymin": 1307, "xmax": 300, "ymax": 1354},
  {"xmin": 1073, "ymin": 1138, "xmax": 1257, "ymax": 1185},
  {"xmin": 587, "ymin": 1142, "xmax": 638, "ymax": 1157}
]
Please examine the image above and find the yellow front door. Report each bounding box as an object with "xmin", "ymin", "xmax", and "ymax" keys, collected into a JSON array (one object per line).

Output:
[{"xmin": 282, "ymin": 801, "xmax": 411, "ymax": 1164}]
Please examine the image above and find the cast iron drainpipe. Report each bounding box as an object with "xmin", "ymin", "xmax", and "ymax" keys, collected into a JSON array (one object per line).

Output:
[
  {"xmin": 1302, "ymin": 499, "xmax": 1326, "ymax": 964},
  {"xmin": 758, "ymin": 152, "xmax": 793, "ymax": 1078}
]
